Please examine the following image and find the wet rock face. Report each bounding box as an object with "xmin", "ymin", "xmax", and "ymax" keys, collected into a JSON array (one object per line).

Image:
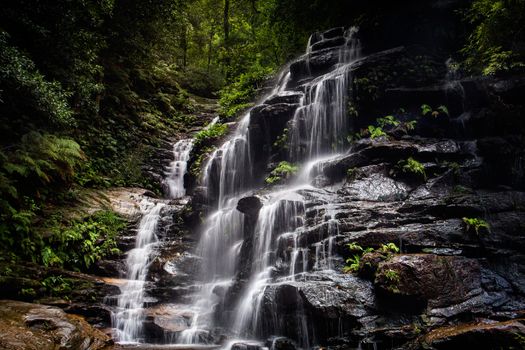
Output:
[
  {"xmin": 375, "ymin": 254, "xmax": 481, "ymax": 308},
  {"xmin": 0, "ymin": 300, "xmax": 111, "ymax": 350}
]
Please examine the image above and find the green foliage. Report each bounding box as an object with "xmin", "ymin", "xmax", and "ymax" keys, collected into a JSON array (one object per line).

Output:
[
  {"xmin": 379, "ymin": 243, "xmax": 400, "ymax": 254},
  {"xmin": 273, "ymin": 128, "xmax": 289, "ymax": 150},
  {"xmin": 398, "ymin": 157, "xmax": 427, "ymax": 180},
  {"xmin": 41, "ymin": 275, "xmax": 72, "ymax": 296},
  {"xmin": 219, "ymin": 64, "xmax": 274, "ymax": 118},
  {"xmin": 190, "ymin": 146, "xmax": 215, "ymax": 178},
  {"xmin": 368, "ymin": 125, "xmax": 387, "ymax": 139},
  {"xmin": 343, "ymin": 255, "xmax": 361, "ymax": 273},
  {"xmin": 0, "ymin": 32, "xmax": 74, "ymax": 127},
  {"xmin": 383, "ymin": 269, "xmax": 400, "ymax": 283},
  {"xmin": 377, "ymin": 115, "xmax": 400, "ymax": 128},
  {"xmin": 421, "ymin": 104, "xmax": 449, "ymax": 118},
  {"xmin": 462, "ymin": 217, "xmax": 490, "ymax": 235},
  {"xmin": 380, "ymin": 268, "xmax": 401, "ymax": 293},
  {"xmin": 462, "ymin": 0, "xmax": 525, "ymax": 75},
  {"xmin": 265, "ymin": 161, "xmax": 299, "ymax": 185},
  {"xmin": 406, "ymin": 120, "xmax": 417, "ymax": 131},
  {"xmin": 194, "ymin": 123, "xmax": 229, "ymax": 146},
  {"xmin": 343, "ymin": 242, "xmax": 398, "ymax": 274},
  {"xmin": 43, "ymin": 210, "xmax": 125, "ymax": 270}
]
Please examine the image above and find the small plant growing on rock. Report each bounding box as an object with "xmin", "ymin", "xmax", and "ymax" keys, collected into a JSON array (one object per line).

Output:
[
  {"xmin": 368, "ymin": 125, "xmax": 387, "ymax": 139},
  {"xmin": 379, "ymin": 242, "xmax": 400, "ymax": 254},
  {"xmin": 377, "ymin": 115, "xmax": 400, "ymax": 128},
  {"xmin": 380, "ymin": 269, "xmax": 401, "ymax": 293},
  {"xmin": 398, "ymin": 157, "xmax": 427, "ymax": 180},
  {"xmin": 421, "ymin": 104, "xmax": 449, "ymax": 118},
  {"xmin": 462, "ymin": 217, "xmax": 490, "ymax": 235},
  {"xmin": 343, "ymin": 242, "xmax": 397, "ymax": 275},
  {"xmin": 343, "ymin": 255, "xmax": 361, "ymax": 273},
  {"xmin": 384, "ymin": 269, "xmax": 400, "ymax": 283},
  {"xmin": 405, "ymin": 120, "xmax": 417, "ymax": 131},
  {"xmin": 194, "ymin": 123, "xmax": 228, "ymax": 145},
  {"xmin": 265, "ymin": 161, "xmax": 299, "ymax": 185},
  {"xmin": 273, "ymin": 128, "xmax": 289, "ymax": 150},
  {"xmin": 346, "ymin": 167, "xmax": 357, "ymax": 181}
]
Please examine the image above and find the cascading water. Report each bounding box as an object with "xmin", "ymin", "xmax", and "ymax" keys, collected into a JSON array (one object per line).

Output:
[
  {"xmin": 113, "ymin": 201, "xmax": 165, "ymax": 343},
  {"xmin": 111, "ymin": 118, "xmax": 218, "ymax": 344},
  {"xmin": 165, "ymin": 139, "xmax": 194, "ymax": 199},
  {"xmin": 177, "ymin": 27, "xmax": 362, "ymax": 348}
]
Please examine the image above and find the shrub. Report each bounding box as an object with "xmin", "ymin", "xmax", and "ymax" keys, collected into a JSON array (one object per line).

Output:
[{"xmin": 43, "ymin": 210, "xmax": 126, "ymax": 270}]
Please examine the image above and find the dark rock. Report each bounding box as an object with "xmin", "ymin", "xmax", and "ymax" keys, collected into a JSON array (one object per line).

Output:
[
  {"xmin": 237, "ymin": 196, "xmax": 264, "ymax": 217},
  {"xmin": 230, "ymin": 341, "xmax": 265, "ymax": 350},
  {"xmin": 311, "ymin": 37, "xmax": 346, "ymax": 52},
  {"xmin": 375, "ymin": 254, "xmax": 481, "ymax": 308},
  {"xmin": 264, "ymin": 92, "xmax": 303, "ymax": 105},
  {"xmin": 322, "ymin": 27, "xmax": 345, "ymax": 39},
  {"xmin": 0, "ymin": 300, "xmax": 111, "ymax": 350},
  {"xmin": 266, "ymin": 336, "xmax": 297, "ymax": 350},
  {"xmin": 418, "ymin": 319, "xmax": 525, "ymax": 349}
]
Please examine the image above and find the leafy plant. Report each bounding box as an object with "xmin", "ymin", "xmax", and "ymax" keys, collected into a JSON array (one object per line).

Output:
[
  {"xmin": 377, "ymin": 115, "xmax": 400, "ymax": 128},
  {"xmin": 43, "ymin": 210, "xmax": 126, "ymax": 270},
  {"xmin": 461, "ymin": 0, "xmax": 525, "ymax": 75},
  {"xmin": 41, "ymin": 275, "xmax": 72, "ymax": 296},
  {"xmin": 383, "ymin": 269, "xmax": 400, "ymax": 283},
  {"xmin": 219, "ymin": 63, "xmax": 274, "ymax": 118},
  {"xmin": 368, "ymin": 125, "xmax": 387, "ymax": 139},
  {"xmin": 343, "ymin": 255, "xmax": 361, "ymax": 273},
  {"xmin": 379, "ymin": 243, "xmax": 400, "ymax": 254},
  {"xmin": 398, "ymin": 157, "xmax": 427, "ymax": 180},
  {"xmin": 421, "ymin": 104, "xmax": 449, "ymax": 118},
  {"xmin": 405, "ymin": 120, "xmax": 417, "ymax": 131},
  {"xmin": 265, "ymin": 161, "xmax": 299, "ymax": 185},
  {"xmin": 194, "ymin": 123, "xmax": 228, "ymax": 146},
  {"xmin": 463, "ymin": 217, "xmax": 490, "ymax": 235}
]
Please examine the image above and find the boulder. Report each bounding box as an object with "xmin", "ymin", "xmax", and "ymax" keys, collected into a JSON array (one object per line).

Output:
[
  {"xmin": 237, "ymin": 196, "xmax": 264, "ymax": 217},
  {"xmin": 375, "ymin": 254, "xmax": 481, "ymax": 308},
  {"xmin": 0, "ymin": 300, "xmax": 111, "ymax": 350}
]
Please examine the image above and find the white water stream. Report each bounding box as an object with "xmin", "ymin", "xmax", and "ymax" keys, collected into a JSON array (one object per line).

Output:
[{"xmin": 176, "ymin": 27, "xmax": 362, "ymax": 348}]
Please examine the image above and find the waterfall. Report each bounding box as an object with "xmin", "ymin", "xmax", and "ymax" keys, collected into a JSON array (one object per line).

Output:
[
  {"xmin": 165, "ymin": 139, "xmax": 194, "ymax": 199},
  {"xmin": 172, "ymin": 26, "xmax": 361, "ymax": 348},
  {"xmin": 111, "ymin": 116, "xmax": 220, "ymax": 343},
  {"xmin": 112, "ymin": 201, "xmax": 165, "ymax": 343}
]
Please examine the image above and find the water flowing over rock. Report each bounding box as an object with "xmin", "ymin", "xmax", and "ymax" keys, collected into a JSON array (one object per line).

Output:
[
  {"xmin": 164, "ymin": 139, "xmax": 194, "ymax": 199},
  {"xmin": 100, "ymin": 24, "xmax": 525, "ymax": 349},
  {"xmin": 113, "ymin": 201, "xmax": 165, "ymax": 343}
]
